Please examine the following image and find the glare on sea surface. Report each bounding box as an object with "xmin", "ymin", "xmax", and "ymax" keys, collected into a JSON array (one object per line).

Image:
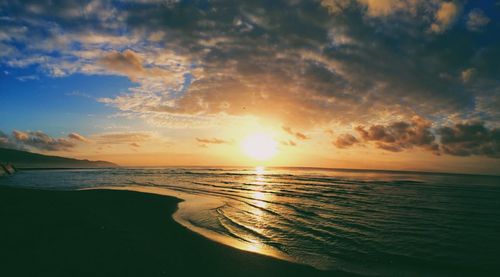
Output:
[
  {"xmin": 251, "ymin": 166, "xmax": 270, "ymax": 213},
  {"xmin": 241, "ymin": 133, "xmax": 278, "ymax": 161},
  {"xmin": 255, "ymin": 166, "xmax": 265, "ymax": 175}
]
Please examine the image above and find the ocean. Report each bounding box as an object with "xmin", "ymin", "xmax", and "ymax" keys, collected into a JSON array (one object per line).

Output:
[{"xmin": 2, "ymin": 167, "xmax": 499, "ymax": 276}]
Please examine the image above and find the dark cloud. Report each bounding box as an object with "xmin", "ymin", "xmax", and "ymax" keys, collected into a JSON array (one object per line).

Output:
[
  {"xmin": 109, "ymin": 0, "xmax": 498, "ymax": 127},
  {"xmin": 0, "ymin": 131, "xmax": 157, "ymax": 152},
  {"xmin": 466, "ymin": 9, "xmax": 490, "ymax": 32},
  {"xmin": 439, "ymin": 121, "xmax": 500, "ymax": 158},
  {"xmin": 0, "ymin": 130, "xmax": 16, "ymax": 149},
  {"xmin": 355, "ymin": 116, "xmax": 439, "ymax": 152},
  {"xmin": 333, "ymin": 134, "xmax": 359, "ymax": 149},
  {"xmin": 11, "ymin": 130, "xmax": 77, "ymax": 151},
  {"xmin": 334, "ymin": 119, "xmax": 500, "ymax": 158}
]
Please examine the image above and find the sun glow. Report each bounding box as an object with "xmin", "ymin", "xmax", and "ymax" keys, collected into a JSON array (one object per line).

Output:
[{"xmin": 241, "ymin": 133, "xmax": 278, "ymax": 161}]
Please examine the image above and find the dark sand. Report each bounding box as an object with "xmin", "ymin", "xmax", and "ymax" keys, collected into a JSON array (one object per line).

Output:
[{"xmin": 0, "ymin": 186, "xmax": 352, "ymax": 277}]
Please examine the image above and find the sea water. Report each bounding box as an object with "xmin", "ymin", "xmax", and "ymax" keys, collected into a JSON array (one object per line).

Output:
[{"xmin": 2, "ymin": 167, "xmax": 499, "ymax": 276}]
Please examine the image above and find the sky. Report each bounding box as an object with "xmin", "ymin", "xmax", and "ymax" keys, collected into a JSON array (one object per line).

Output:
[{"xmin": 0, "ymin": 0, "xmax": 499, "ymax": 174}]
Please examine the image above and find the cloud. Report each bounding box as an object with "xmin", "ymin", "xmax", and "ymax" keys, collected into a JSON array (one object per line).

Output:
[
  {"xmin": 0, "ymin": 130, "xmax": 143, "ymax": 151},
  {"xmin": 93, "ymin": 132, "xmax": 152, "ymax": 145},
  {"xmin": 354, "ymin": 116, "xmax": 439, "ymax": 152},
  {"xmin": 130, "ymin": 142, "xmax": 140, "ymax": 148},
  {"xmin": 66, "ymin": 91, "xmax": 94, "ymax": 99},
  {"xmin": 321, "ymin": 0, "xmax": 421, "ymax": 17},
  {"xmin": 325, "ymin": 129, "xmax": 335, "ymax": 137},
  {"xmin": 0, "ymin": 0, "xmax": 499, "ymax": 133},
  {"xmin": 11, "ymin": 130, "xmax": 78, "ymax": 151},
  {"xmin": 68, "ymin": 132, "xmax": 88, "ymax": 142},
  {"xmin": 466, "ymin": 9, "xmax": 490, "ymax": 32},
  {"xmin": 321, "ymin": 0, "xmax": 463, "ymax": 35},
  {"xmin": 16, "ymin": 75, "xmax": 38, "ymax": 81},
  {"xmin": 358, "ymin": 0, "xmax": 419, "ymax": 17},
  {"xmin": 99, "ymin": 50, "xmax": 144, "ymax": 81},
  {"xmin": 2, "ymin": 129, "xmax": 148, "ymax": 151},
  {"xmin": 0, "ymin": 130, "xmax": 16, "ymax": 149},
  {"xmin": 438, "ymin": 121, "xmax": 500, "ymax": 158},
  {"xmin": 295, "ymin": 132, "xmax": 309, "ymax": 140},
  {"xmin": 282, "ymin": 126, "xmax": 309, "ymax": 140},
  {"xmin": 320, "ymin": 0, "xmax": 351, "ymax": 15},
  {"xmin": 430, "ymin": 2, "xmax": 460, "ymax": 33},
  {"xmin": 12, "ymin": 130, "xmax": 29, "ymax": 141},
  {"xmin": 461, "ymin": 68, "xmax": 475, "ymax": 83},
  {"xmin": 333, "ymin": 134, "xmax": 359, "ymax": 148},
  {"xmin": 333, "ymin": 118, "xmax": 500, "ymax": 158},
  {"xmin": 280, "ymin": 140, "xmax": 297, "ymax": 147},
  {"xmin": 195, "ymin": 138, "xmax": 230, "ymax": 145}
]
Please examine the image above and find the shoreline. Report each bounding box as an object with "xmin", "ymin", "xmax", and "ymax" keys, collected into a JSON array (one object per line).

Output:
[
  {"xmin": 0, "ymin": 185, "xmax": 353, "ymax": 277},
  {"xmin": 92, "ymin": 185, "xmax": 297, "ymax": 266}
]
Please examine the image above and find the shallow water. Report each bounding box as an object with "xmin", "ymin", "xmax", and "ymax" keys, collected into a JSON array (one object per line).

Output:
[{"xmin": 2, "ymin": 167, "xmax": 500, "ymax": 276}]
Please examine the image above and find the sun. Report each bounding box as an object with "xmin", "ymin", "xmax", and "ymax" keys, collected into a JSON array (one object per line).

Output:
[{"xmin": 241, "ymin": 133, "xmax": 278, "ymax": 161}]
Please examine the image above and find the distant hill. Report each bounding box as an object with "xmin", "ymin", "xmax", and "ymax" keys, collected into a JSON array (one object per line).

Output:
[{"xmin": 0, "ymin": 148, "xmax": 118, "ymax": 169}]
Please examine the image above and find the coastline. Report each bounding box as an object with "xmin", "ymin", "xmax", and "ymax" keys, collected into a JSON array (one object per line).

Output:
[
  {"xmin": 0, "ymin": 186, "xmax": 353, "ymax": 277},
  {"xmin": 92, "ymin": 185, "xmax": 297, "ymax": 265}
]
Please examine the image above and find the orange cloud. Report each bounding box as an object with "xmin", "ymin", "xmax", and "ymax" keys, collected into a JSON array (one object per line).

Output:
[
  {"xmin": 333, "ymin": 134, "xmax": 359, "ymax": 149},
  {"xmin": 93, "ymin": 132, "xmax": 152, "ymax": 145},
  {"xmin": 282, "ymin": 126, "xmax": 309, "ymax": 140},
  {"xmin": 99, "ymin": 50, "xmax": 144, "ymax": 81},
  {"xmin": 195, "ymin": 138, "xmax": 230, "ymax": 144},
  {"xmin": 430, "ymin": 2, "xmax": 460, "ymax": 33}
]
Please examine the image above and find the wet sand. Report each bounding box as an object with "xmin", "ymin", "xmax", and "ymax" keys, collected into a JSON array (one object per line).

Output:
[{"xmin": 0, "ymin": 186, "xmax": 352, "ymax": 277}]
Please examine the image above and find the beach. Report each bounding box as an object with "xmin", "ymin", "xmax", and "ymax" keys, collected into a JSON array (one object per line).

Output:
[{"xmin": 0, "ymin": 186, "xmax": 347, "ymax": 277}]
